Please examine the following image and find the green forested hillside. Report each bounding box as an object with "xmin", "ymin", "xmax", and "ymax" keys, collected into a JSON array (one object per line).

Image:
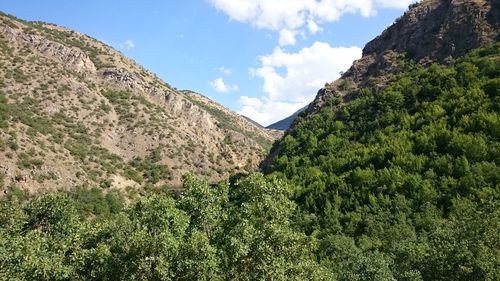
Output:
[
  {"xmin": 266, "ymin": 44, "xmax": 500, "ymax": 280},
  {"xmin": 1, "ymin": 45, "xmax": 498, "ymax": 281}
]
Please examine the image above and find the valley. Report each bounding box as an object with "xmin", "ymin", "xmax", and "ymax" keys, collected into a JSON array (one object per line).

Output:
[{"xmin": 0, "ymin": 0, "xmax": 499, "ymax": 280}]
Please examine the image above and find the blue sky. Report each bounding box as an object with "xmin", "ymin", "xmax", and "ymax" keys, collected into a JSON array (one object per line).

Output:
[{"xmin": 1, "ymin": 0, "xmax": 414, "ymax": 126}]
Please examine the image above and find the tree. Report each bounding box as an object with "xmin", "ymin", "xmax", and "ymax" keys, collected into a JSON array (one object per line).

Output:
[{"xmin": 220, "ymin": 173, "xmax": 332, "ymax": 280}]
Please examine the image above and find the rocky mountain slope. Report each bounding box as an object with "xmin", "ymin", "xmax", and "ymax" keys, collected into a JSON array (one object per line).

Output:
[
  {"xmin": 264, "ymin": 0, "xmax": 499, "ymax": 167},
  {"xmin": 0, "ymin": 12, "xmax": 280, "ymax": 194},
  {"xmin": 310, "ymin": 0, "xmax": 499, "ymax": 113},
  {"xmin": 181, "ymin": 90, "xmax": 283, "ymax": 141}
]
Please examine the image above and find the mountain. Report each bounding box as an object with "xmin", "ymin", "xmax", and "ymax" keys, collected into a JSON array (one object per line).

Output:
[
  {"xmin": 242, "ymin": 115, "xmax": 263, "ymax": 127},
  {"xmin": 309, "ymin": 0, "xmax": 499, "ymax": 114},
  {"xmin": 266, "ymin": 106, "xmax": 307, "ymax": 131},
  {"xmin": 0, "ymin": 12, "xmax": 279, "ymax": 193},
  {"xmin": 264, "ymin": 0, "xmax": 499, "ymax": 167},
  {"xmin": 260, "ymin": 0, "xmax": 499, "ymax": 279},
  {"xmin": 180, "ymin": 90, "xmax": 283, "ymax": 141},
  {"xmin": 269, "ymin": 41, "xmax": 500, "ymax": 281}
]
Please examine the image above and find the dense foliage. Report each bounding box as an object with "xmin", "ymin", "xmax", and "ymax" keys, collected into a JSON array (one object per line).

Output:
[
  {"xmin": 266, "ymin": 44, "xmax": 500, "ymax": 280},
  {"xmin": 0, "ymin": 174, "xmax": 331, "ymax": 280}
]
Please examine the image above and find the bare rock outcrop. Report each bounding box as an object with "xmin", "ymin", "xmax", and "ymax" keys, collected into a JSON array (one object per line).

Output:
[
  {"xmin": 0, "ymin": 24, "xmax": 96, "ymax": 73},
  {"xmin": 101, "ymin": 68, "xmax": 142, "ymax": 89},
  {"xmin": 364, "ymin": 0, "xmax": 497, "ymax": 64}
]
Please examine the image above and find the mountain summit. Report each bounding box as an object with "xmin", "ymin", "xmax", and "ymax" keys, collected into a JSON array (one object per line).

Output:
[
  {"xmin": 311, "ymin": 0, "xmax": 499, "ymax": 112},
  {"xmin": 263, "ymin": 0, "xmax": 499, "ymax": 167}
]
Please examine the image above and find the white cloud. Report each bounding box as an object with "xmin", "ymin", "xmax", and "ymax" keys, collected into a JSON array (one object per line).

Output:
[
  {"xmin": 125, "ymin": 40, "xmax": 135, "ymax": 49},
  {"xmin": 253, "ymin": 42, "xmax": 362, "ymax": 102},
  {"xmin": 376, "ymin": 0, "xmax": 416, "ymax": 9},
  {"xmin": 210, "ymin": 78, "xmax": 239, "ymax": 93},
  {"xmin": 278, "ymin": 29, "xmax": 297, "ymax": 46},
  {"xmin": 209, "ymin": 0, "xmax": 416, "ymax": 45},
  {"xmin": 218, "ymin": 66, "xmax": 232, "ymax": 75},
  {"xmin": 239, "ymin": 96, "xmax": 263, "ymax": 109},
  {"xmin": 241, "ymin": 42, "xmax": 362, "ymax": 126},
  {"xmin": 307, "ymin": 19, "xmax": 322, "ymax": 34}
]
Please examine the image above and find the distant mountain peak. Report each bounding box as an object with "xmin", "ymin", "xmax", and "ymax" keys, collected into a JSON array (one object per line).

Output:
[{"xmin": 266, "ymin": 106, "xmax": 307, "ymax": 131}]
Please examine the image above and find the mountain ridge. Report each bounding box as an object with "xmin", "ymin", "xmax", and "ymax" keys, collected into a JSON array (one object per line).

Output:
[{"xmin": 0, "ymin": 11, "xmax": 279, "ymax": 194}]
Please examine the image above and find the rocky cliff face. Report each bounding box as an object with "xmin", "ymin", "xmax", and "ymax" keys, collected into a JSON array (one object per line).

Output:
[
  {"xmin": 365, "ymin": 0, "xmax": 498, "ymax": 64},
  {"xmin": 263, "ymin": 0, "xmax": 499, "ymax": 168},
  {"xmin": 0, "ymin": 23, "xmax": 97, "ymax": 74},
  {"xmin": 0, "ymin": 12, "xmax": 279, "ymax": 194},
  {"xmin": 307, "ymin": 0, "xmax": 499, "ymax": 113}
]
